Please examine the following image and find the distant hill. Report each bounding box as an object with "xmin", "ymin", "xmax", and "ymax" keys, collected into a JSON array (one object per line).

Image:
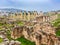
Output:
[
  {"xmin": 57, "ymin": 10, "xmax": 60, "ymax": 12},
  {"xmin": 0, "ymin": 8, "xmax": 25, "ymax": 13}
]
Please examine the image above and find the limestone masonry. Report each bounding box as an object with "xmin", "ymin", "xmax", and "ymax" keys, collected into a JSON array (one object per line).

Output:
[{"xmin": 11, "ymin": 11, "xmax": 60, "ymax": 45}]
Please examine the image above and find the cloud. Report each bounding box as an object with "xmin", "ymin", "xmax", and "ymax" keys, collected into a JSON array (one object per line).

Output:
[{"xmin": 0, "ymin": 0, "xmax": 60, "ymax": 11}]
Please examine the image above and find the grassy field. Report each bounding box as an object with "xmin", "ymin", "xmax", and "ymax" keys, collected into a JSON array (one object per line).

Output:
[
  {"xmin": 0, "ymin": 38, "xmax": 3, "ymax": 43},
  {"xmin": 56, "ymin": 30, "xmax": 60, "ymax": 36},
  {"xmin": 17, "ymin": 21, "xmax": 24, "ymax": 26},
  {"xmin": 52, "ymin": 18, "xmax": 60, "ymax": 36},
  {"xmin": 16, "ymin": 37, "xmax": 35, "ymax": 45},
  {"xmin": 52, "ymin": 19, "xmax": 60, "ymax": 27}
]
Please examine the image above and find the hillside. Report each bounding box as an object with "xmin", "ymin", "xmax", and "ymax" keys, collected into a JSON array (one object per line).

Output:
[{"xmin": 0, "ymin": 8, "xmax": 24, "ymax": 13}]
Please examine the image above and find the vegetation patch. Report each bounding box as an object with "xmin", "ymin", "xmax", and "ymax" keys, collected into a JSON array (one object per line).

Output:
[
  {"xmin": 16, "ymin": 36, "xmax": 35, "ymax": 45},
  {"xmin": 52, "ymin": 19, "xmax": 60, "ymax": 27},
  {"xmin": 56, "ymin": 30, "xmax": 60, "ymax": 36},
  {"xmin": 6, "ymin": 30, "xmax": 12, "ymax": 40},
  {"xmin": 52, "ymin": 18, "xmax": 60, "ymax": 36},
  {"xmin": 0, "ymin": 37, "xmax": 3, "ymax": 43},
  {"xmin": 17, "ymin": 21, "xmax": 24, "ymax": 26}
]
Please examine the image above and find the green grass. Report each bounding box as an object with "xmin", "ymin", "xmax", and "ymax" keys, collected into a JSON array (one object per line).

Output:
[
  {"xmin": 56, "ymin": 30, "xmax": 60, "ymax": 36},
  {"xmin": 52, "ymin": 18, "xmax": 60, "ymax": 27},
  {"xmin": 0, "ymin": 23, "xmax": 3, "ymax": 26},
  {"xmin": 58, "ymin": 14, "xmax": 60, "ymax": 18},
  {"xmin": 16, "ymin": 36, "xmax": 35, "ymax": 45},
  {"xmin": 17, "ymin": 21, "xmax": 24, "ymax": 26},
  {"xmin": 6, "ymin": 30, "xmax": 12, "ymax": 40},
  {"xmin": 51, "ymin": 18, "xmax": 60, "ymax": 36},
  {"xmin": 0, "ymin": 38, "xmax": 3, "ymax": 43}
]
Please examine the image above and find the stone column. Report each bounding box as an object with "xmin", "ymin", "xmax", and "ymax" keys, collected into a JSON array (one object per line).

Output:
[
  {"xmin": 33, "ymin": 11, "xmax": 38, "ymax": 18},
  {"xmin": 43, "ymin": 16, "xmax": 46, "ymax": 22},
  {"xmin": 20, "ymin": 11, "xmax": 23, "ymax": 20},
  {"xmin": 47, "ymin": 16, "xmax": 50, "ymax": 22},
  {"xmin": 46, "ymin": 16, "xmax": 48, "ymax": 22},
  {"xmin": 54, "ymin": 38, "xmax": 59, "ymax": 45},
  {"xmin": 33, "ymin": 33, "xmax": 42, "ymax": 45},
  {"xmin": 39, "ymin": 11, "xmax": 43, "ymax": 16},
  {"xmin": 27, "ymin": 11, "xmax": 31, "ymax": 21},
  {"xmin": 23, "ymin": 11, "xmax": 26, "ymax": 20},
  {"xmin": 30, "ymin": 12, "xmax": 34, "ymax": 20}
]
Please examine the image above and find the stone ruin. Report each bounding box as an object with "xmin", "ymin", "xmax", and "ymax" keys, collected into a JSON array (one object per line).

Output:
[
  {"xmin": 9, "ymin": 40, "xmax": 21, "ymax": 45},
  {"xmin": 11, "ymin": 22, "xmax": 60, "ymax": 45},
  {"xmin": 11, "ymin": 14, "xmax": 60, "ymax": 45},
  {"xmin": 11, "ymin": 26, "xmax": 23, "ymax": 39},
  {"xmin": 0, "ymin": 40, "xmax": 21, "ymax": 45},
  {"xmin": 9, "ymin": 11, "xmax": 58, "ymax": 22}
]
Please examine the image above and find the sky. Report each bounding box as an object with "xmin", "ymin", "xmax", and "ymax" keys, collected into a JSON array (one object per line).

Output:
[{"xmin": 0, "ymin": 0, "xmax": 60, "ymax": 11}]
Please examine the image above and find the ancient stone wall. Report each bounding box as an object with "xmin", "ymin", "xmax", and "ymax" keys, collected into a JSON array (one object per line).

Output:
[{"xmin": 11, "ymin": 22, "xmax": 60, "ymax": 45}]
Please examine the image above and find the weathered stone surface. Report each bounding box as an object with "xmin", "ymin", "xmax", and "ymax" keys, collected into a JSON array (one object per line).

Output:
[
  {"xmin": 11, "ymin": 13, "xmax": 60, "ymax": 45},
  {"xmin": 11, "ymin": 26, "xmax": 23, "ymax": 39}
]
